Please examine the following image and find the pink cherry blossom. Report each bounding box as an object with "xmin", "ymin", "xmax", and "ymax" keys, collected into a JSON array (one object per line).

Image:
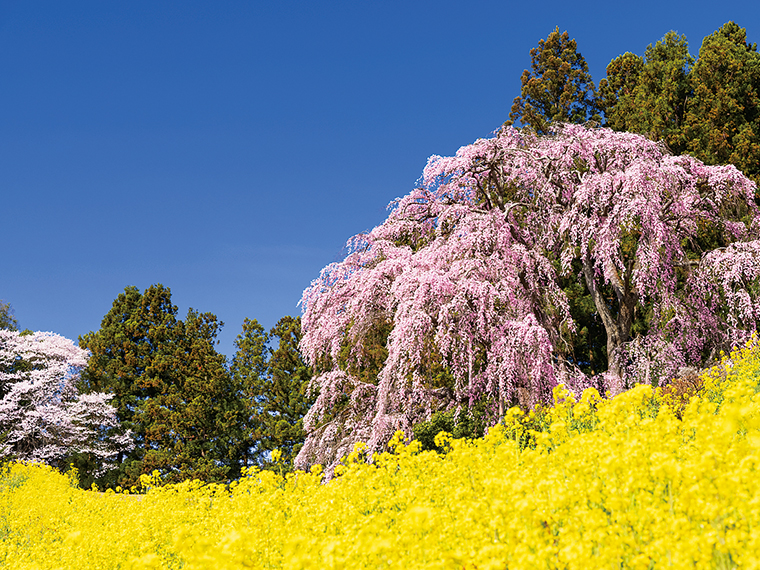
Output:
[{"xmin": 296, "ymin": 124, "xmax": 759, "ymax": 472}]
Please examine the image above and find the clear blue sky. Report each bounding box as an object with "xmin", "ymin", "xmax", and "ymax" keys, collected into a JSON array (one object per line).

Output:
[{"xmin": 1, "ymin": 0, "xmax": 757, "ymax": 359}]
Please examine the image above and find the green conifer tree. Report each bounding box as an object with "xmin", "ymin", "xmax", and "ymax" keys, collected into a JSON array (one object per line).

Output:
[
  {"xmin": 506, "ymin": 27, "xmax": 600, "ymax": 133},
  {"xmin": 683, "ymin": 21, "xmax": 760, "ymax": 189},
  {"xmin": 597, "ymin": 51, "xmax": 644, "ymax": 120},
  {"xmin": 600, "ymin": 31, "xmax": 693, "ymax": 154},
  {"xmin": 79, "ymin": 285, "xmax": 245, "ymax": 487},
  {"xmin": 229, "ymin": 317, "xmax": 269, "ymax": 468},
  {"xmin": 0, "ymin": 300, "xmax": 18, "ymax": 331},
  {"xmin": 230, "ymin": 316, "xmax": 312, "ymax": 471}
]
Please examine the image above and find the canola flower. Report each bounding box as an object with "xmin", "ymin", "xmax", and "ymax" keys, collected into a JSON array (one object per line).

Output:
[{"xmin": 3, "ymin": 337, "xmax": 760, "ymax": 569}]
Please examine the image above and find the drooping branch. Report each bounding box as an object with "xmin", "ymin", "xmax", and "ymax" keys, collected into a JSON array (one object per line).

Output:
[{"xmin": 297, "ymin": 123, "xmax": 759, "ymax": 471}]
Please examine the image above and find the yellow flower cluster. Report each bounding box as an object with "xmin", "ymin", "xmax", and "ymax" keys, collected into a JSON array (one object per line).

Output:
[{"xmin": 4, "ymin": 337, "xmax": 760, "ymax": 569}]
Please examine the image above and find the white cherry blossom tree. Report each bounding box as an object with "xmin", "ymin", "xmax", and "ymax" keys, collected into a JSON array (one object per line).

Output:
[{"xmin": 0, "ymin": 330, "xmax": 132, "ymax": 473}]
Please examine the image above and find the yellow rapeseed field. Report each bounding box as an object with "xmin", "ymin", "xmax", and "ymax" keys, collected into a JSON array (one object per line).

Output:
[{"xmin": 4, "ymin": 338, "xmax": 760, "ymax": 569}]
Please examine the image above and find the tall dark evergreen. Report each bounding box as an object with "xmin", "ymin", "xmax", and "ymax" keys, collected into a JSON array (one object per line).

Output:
[
  {"xmin": 599, "ymin": 22, "xmax": 759, "ymax": 191},
  {"xmin": 230, "ymin": 316, "xmax": 312, "ymax": 471},
  {"xmin": 79, "ymin": 284, "xmax": 245, "ymax": 486},
  {"xmin": 0, "ymin": 300, "xmax": 18, "ymax": 331},
  {"xmin": 505, "ymin": 27, "xmax": 600, "ymax": 133},
  {"xmin": 597, "ymin": 51, "xmax": 643, "ymax": 123},
  {"xmin": 229, "ymin": 317, "xmax": 268, "ymax": 468},
  {"xmin": 683, "ymin": 22, "xmax": 760, "ymax": 189},
  {"xmin": 262, "ymin": 316, "xmax": 313, "ymax": 467},
  {"xmin": 600, "ymin": 31, "xmax": 693, "ymax": 153}
]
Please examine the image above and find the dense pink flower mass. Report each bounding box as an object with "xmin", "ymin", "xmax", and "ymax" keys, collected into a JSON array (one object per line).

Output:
[
  {"xmin": 296, "ymin": 124, "xmax": 760, "ymax": 471},
  {"xmin": 0, "ymin": 330, "xmax": 132, "ymax": 472}
]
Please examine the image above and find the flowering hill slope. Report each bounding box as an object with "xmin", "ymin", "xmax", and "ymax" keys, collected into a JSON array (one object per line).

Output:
[{"xmin": 3, "ymin": 338, "xmax": 760, "ymax": 569}]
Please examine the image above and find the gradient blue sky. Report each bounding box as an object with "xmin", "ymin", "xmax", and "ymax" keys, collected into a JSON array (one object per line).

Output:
[{"xmin": 1, "ymin": 0, "xmax": 757, "ymax": 358}]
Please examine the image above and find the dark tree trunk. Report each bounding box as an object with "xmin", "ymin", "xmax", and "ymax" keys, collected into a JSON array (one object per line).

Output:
[{"xmin": 581, "ymin": 259, "xmax": 637, "ymax": 394}]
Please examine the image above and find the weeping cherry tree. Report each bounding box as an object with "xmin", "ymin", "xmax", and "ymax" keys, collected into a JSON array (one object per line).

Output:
[{"xmin": 296, "ymin": 124, "xmax": 759, "ymax": 471}]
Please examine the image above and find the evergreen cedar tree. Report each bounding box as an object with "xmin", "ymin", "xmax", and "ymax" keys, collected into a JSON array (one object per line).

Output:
[
  {"xmin": 78, "ymin": 283, "xmax": 312, "ymax": 487},
  {"xmin": 230, "ymin": 316, "xmax": 313, "ymax": 471},
  {"xmin": 599, "ymin": 31, "xmax": 693, "ymax": 155},
  {"xmin": 79, "ymin": 284, "xmax": 245, "ymax": 487},
  {"xmin": 0, "ymin": 330, "xmax": 132, "ymax": 472},
  {"xmin": 683, "ymin": 22, "xmax": 760, "ymax": 188},
  {"xmin": 296, "ymin": 123, "xmax": 759, "ymax": 473},
  {"xmin": 511, "ymin": 22, "xmax": 759, "ymax": 192},
  {"xmin": 505, "ymin": 27, "xmax": 601, "ymax": 134},
  {"xmin": 0, "ymin": 300, "xmax": 18, "ymax": 331},
  {"xmin": 598, "ymin": 22, "xmax": 760, "ymax": 190}
]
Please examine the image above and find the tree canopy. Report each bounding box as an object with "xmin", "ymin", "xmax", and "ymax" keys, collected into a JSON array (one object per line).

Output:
[
  {"xmin": 79, "ymin": 284, "xmax": 245, "ymax": 486},
  {"xmin": 599, "ymin": 31, "xmax": 693, "ymax": 154},
  {"xmin": 683, "ymin": 22, "xmax": 760, "ymax": 187},
  {"xmin": 230, "ymin": 316, "xmax": 312, "ymax": 471},
  {"xmin": 0, "ymin": 330, "xmax": 132, "ymax": 472},
  {"xmin": 598, "ymin": 22, "xmax": 760, "ymax": 191},
  {"xmin": 0, "ymin": 300, "xmax": 18, "ymax": 331},
  {"xmin": 296, "ymin": 124, "xmax": 759, "ymax": 472},
  {"xmin": 506, "ymin": 27, "xmax": 600, "ymax": 133}
]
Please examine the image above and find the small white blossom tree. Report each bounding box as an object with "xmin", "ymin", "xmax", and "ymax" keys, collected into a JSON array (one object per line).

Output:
[{"xmin": 0, "ymin": 330, "xmax": 132, "ymax": 474}]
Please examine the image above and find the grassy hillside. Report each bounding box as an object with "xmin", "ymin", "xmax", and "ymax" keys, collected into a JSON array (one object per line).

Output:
[{"xmin": 3, "ymin": 337, "xmax": 760, "ymax": 569}]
